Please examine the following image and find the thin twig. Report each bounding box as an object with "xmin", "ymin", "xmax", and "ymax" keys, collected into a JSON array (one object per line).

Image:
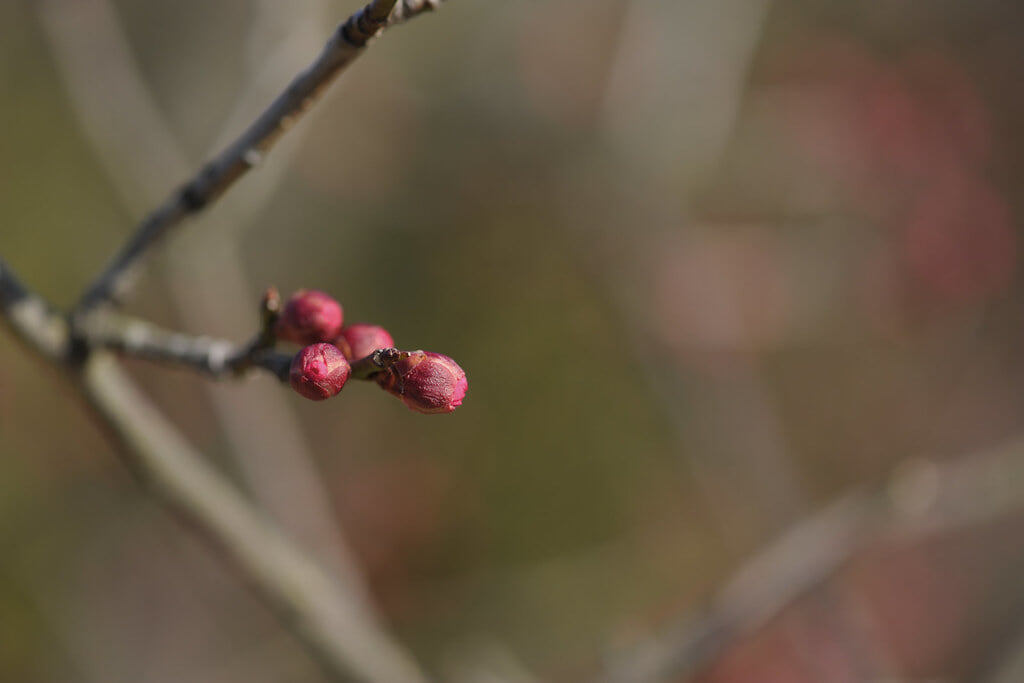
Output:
[
  {"xmin": 72, "ymin": 0, "xmax": 442, "ymax": 315},
  {"xmin": 79, "ymin": 310, "xmax": 411, "ymax": 383},
  {"xmin": 78, "ymin": 313, "xmax": 292, "ymax": 379},
  {"xmin": 79, "ymin": 310, "xmax": 417, "ymax": 394}
]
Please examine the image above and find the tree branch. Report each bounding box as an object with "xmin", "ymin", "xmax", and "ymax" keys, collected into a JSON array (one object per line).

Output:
[
  {"xmin": 79, "ymin": 311, "xmax": 410, "ymax": 383},
  {"xmin": 597, "ymin": 440, "xmax": 1024, "ymax": 682},
  {"xmin": 2, "ymin": 253, "xmax": 430, "ymax": 682},
  {"xmin": 388, "ymin": 0, "xmax": 444, "ymax": 24},
  {"xmin": 5, "ymin": 2, "xmax": 452, "ymax": 677},
  {"xmin": 0, "ymin": 259, "xmax": 69, "ymax": 361},
  {"xmin": 37, "ymin": 0, "xmax": 394, "ymax": 617},
  {"xmin": 77, "ymin": 353, "xmax": 429, "ymax": 683},
  {"xmin": 79, "ymin": 313, "xmax": 292, "ymax": 379},
  {"xmin": 72, "ymin": 0, "xmax": 443, "ymax": 316}
]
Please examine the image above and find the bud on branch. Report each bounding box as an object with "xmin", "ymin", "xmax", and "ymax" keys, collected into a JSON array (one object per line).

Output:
[
  {"xmin": 289, "ymin": 342, "xmax": 351, "ymax": 401},
  {"xmin": 335, "ymin": 323, "xmax": 395, "ymax": 360},
  {"xmin": 375, "ymin": 350, "xmax": 468, "ymax": 414},
  {"xmin": 275, "ymin": 289, "xmax": 344, "ymax": 345}
]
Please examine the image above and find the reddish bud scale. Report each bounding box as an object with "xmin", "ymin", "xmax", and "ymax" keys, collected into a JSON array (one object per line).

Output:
[
  {"xmin": 377, "ymin": 351, "xmax": 467, "ymax": 414},
  {"xmin": 289, "ymin": 343, "xmax": 351, "ymax": 401},
  {"xmin": 275, "ymin": 289, "xmax": 344, "ymax": 345},
  {"xmin": 335, "ymin": 323, "xmax": 395, "ymax": 360}
]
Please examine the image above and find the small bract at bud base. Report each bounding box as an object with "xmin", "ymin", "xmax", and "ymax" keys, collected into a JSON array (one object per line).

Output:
[
  {"xmin": 377, "ymin": 351, "xmax": 468, "ymax": 414},
  {"xmin": 335, "ymin": 323, "xmax": 395, "ymax": 360},
  {"xmin": 289, "ymin": 343, "xmax": 351, "ymax": 401},
  {"xmin": 275, "ymin": 289, "xmax": 344, "ymax": 345}
]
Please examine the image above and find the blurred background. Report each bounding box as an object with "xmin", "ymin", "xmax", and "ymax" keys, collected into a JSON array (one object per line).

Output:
[{"xmin": 4, "ymin": 0, "xmax": 1024, "ymax": 681}]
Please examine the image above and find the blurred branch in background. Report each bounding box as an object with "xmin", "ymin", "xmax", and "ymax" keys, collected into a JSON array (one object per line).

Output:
[
  {"xmin": 566, "ymin": 4, "xmax": 1024, "ymax": 677},
  {"xmin": 598, "ymin": 436, "xmax": 1024, "ymax": 682},
  {"xmin": 983, "ymin": 623, "xmax": 1024, "ymax": 683},
  {"xmin": 79, "ymin": 353, "xmax": 429, "ymax": 683},
  {"xmin": 0, "ymin": 259, "xmax": 69, "ymax": 362},
  {"xmin": 592, "ymin": 0, "xmax": 812, "ymax": 552}
]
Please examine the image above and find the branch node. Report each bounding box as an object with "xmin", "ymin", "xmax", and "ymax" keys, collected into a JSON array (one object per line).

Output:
[{"xmin": 179, "ymin": 182, "xmax": 208, "ymax": 212}]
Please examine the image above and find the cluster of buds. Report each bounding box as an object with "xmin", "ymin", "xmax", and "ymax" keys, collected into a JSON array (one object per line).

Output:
[{"xmin": 274, "ymin": 289, "xmax": 467, "ymax": 414}]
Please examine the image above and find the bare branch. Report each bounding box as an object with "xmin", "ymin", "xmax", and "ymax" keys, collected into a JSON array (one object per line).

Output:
[
  {"xmin": 0, "ymin": 259, "xmax": 69, "ymax": 361},
  {"xmin": 72, "ymin": 0, "xmax": 442, "ymax": 315},
  {"xmin": 31, "ymin": 2, "xmax": 448, "ymax": 677},
  {"xmin": 76, "ymin": 354, "xmax": 430, "ymax": 683},
  {"xmin": 596, "ymin": 495, "xmax": 879, "ymax": 683},
  {"xmin": 388, "ymin": 0, "xmax": 445, "ymax": 24},
  {"xmin": 0, "ymin": 263, "xmax": 427, "ymax": 679},
  {"xmin": 79, "ymin": 313, "xmax": 292, "ymax": 380},
  {"xmin": 81, "ymin": 313, "xmax": 414, "ymax": 387},
  {"xmin": 10, "ymin": 2, "xmax": 450, "ymax": 679},
  {"xmin": 597, "ymin": 441, "xmax": 1024, "ymax": 682},
  {"xmin": 37, "ymin": 0, "xmax": 393, "ymax": 609}
]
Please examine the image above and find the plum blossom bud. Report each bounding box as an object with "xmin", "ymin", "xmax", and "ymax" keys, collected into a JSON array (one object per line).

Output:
[
  {"xmin": 335, "ymin": 323, "xmax": 395, "ymax": 360},
  {"xmin": 377, "ymin": 351, "xmax": 467, "ymax": 414},
  {"xmin": 275, "ymin": 289, "xmax": 343, "ymax": 345},
  {"xmin": 289, "ymin": 343, "xmax": 351, "ymax": 401}
]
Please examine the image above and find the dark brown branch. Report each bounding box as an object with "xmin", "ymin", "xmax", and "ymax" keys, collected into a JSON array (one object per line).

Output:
[
  {"xmin": 80, "ymin": 312, "xmax": 415, "ymax": 385},
  {"xmin": 79, "ymin": 313, "xmax": 292, "ymax": 380},
  {"xmin": 72, "ymin": 0, "xmax": 443, "ymax": 316}
]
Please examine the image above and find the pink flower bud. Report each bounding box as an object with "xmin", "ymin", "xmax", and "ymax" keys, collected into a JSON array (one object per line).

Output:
[
  {"xmin": 289, "ymin": 343, "xmax": 351, "ymax": 401},
  {"xmin": 335, "ymin": 323, "xmax": 395, "ymax": 360},
  {"xmin": 275, "ymin": 289, "xmax": 344, "ymax": 345},
  {"xmin": 377, "ymin": 351, "xmax": 467, "ymax": 414}
]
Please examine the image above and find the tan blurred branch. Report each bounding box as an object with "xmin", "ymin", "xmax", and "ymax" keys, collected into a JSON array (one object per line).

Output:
[
  {"xmin": 0, "ymin": 259, "xmax": 69, "ymax": 362},
  {"xmin": 598, "ymin": 442, "xmax": 1024, "ymax": 682},
  {"xmin": 77, "ymin": 354, "xmax": 428, "ymax": 683}
]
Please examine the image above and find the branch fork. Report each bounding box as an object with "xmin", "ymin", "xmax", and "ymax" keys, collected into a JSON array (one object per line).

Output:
[{"xmin": 1, "ymin": 2, "xmax": 449, "ymax": 681}]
